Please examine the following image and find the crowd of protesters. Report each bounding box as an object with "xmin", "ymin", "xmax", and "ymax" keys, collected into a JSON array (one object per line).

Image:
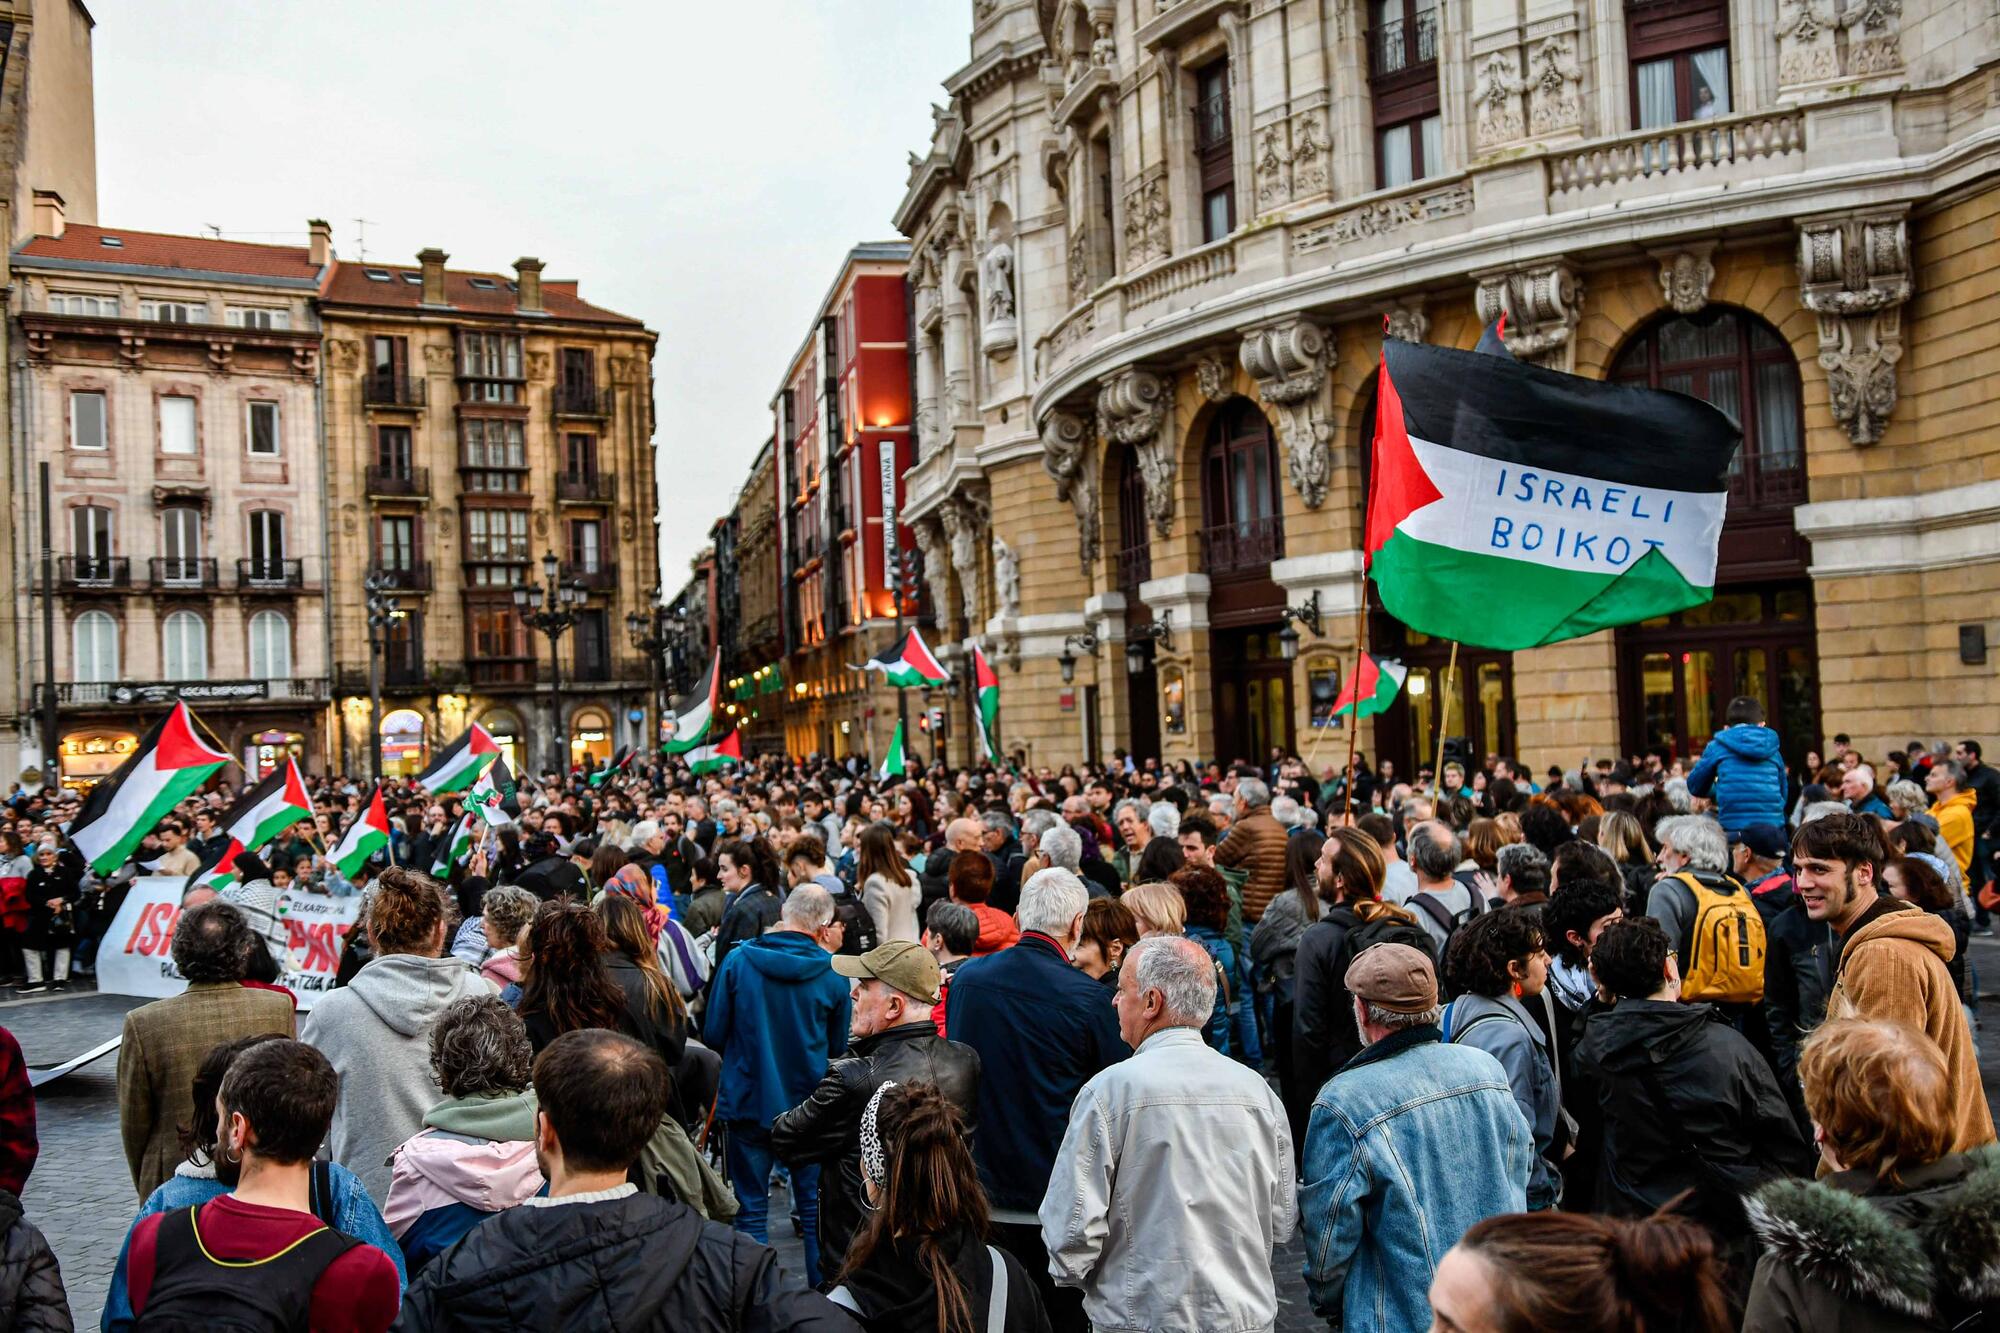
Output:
[{"xmin": 0, "ymin": 700, "xmax": 1993, "ymax": 1329}]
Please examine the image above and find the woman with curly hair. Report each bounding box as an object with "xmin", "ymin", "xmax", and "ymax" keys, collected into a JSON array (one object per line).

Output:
[
  {"xmin": 1173, "ymin": 865, "xmax": 1261, "ymax": 1066},
  {"xmin": 1443, "ymin": 906, "xmax": 1560, "ymax": 1210}
]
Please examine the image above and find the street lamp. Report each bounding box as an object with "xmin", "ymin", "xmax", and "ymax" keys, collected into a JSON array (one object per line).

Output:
[
  {"xmin": 514, "ymin": 551, "xmax": 588, "ymax": 774},
  {"xmin": 1276, "ymin": 591, "xmax": 1324, "ymax": 662},
  {"xmin": 363, "ymin": 570, "xmax": 401, "ymax": 784},
  {"xmin": 626, "ymin": 590, "xmax": 685, "ymax": 748},
  {"xmin": 1126, "ymin": 611, "xmax": 1174, "ymax": 676},
  {"xmin": 1058, "ymin": 632, "xmax": 1099, "ymax": 685}
]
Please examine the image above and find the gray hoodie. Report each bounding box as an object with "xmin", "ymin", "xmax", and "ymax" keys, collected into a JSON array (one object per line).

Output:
[{"xmin": 301, "ymin": 952, "xmax": 494, "ymax": 1202}]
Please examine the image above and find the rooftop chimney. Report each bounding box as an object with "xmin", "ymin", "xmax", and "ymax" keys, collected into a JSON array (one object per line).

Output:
[
  {"xmin": 31, "ymin": 190, "xmax": 64, "ymax": 239},
  {"xmin": 417, "ymin": 248, "xmax": 449, "ymax": 306},
  {"xmin": 307, "ymin": 219, "xmax": 332, "ymax": 268},
  {"xmin": 514, "ymin": 257, "xmax": 544, "ymax": 314}
]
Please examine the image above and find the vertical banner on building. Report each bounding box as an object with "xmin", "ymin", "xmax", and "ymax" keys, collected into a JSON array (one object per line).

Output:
[{"xmin": 880, "ymin": 439, "xmax": 899, "ymax": 597}]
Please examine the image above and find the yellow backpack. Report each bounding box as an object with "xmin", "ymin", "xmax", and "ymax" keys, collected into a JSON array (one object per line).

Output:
[{"xmin": 1673, "ymin": 871, "xmax": 1766, "ymax": 1004}]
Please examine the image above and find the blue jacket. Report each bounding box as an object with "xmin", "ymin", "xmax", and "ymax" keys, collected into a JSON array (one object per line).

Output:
[
  {"xmin": 1444, "ymin": 992, "xmax": 1559, "ymax": 1209},
  {"xmin": 102, "ymin": 1161, "xmax": 406, "ymax": 1331},
  {"xmin": 1300, "ymin": 1027, "xmax": 1531, "ymax": 1333},
  {"xmin": 945, "ymin": 931, "xmax": 1128, "ymax": 1214},
  {"xmin": 1686, "ymin": 724, "xmax": 1788, "ymax": 834},
  {"xmin": 702, "ymin": 929, "xmax": 851, "ymax": 1128},
  {"xmin": 1187, "ymin": 924, "xmax": 1240, "ymax": 1055}
]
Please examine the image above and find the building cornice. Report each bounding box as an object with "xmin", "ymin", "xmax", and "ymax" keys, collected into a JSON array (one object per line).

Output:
[{"xmin": 1795, "ymin": 480, "xmax": 2000, "ymax": 577}]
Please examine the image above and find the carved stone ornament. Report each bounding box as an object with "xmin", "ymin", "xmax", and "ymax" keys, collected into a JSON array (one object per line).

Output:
[
  {"xmin": 1239, "ymin": 317, "xmax": 1334, "ymax": 508},
  {"xmin": 1194, "ymin": 352, "xmax": 1235, "ymax": 402},
  {"xmin": 1475, "ymin": 51, "xmax": 1525, "ymax": 150},
  {"xmin": 1654, "ymin": 242, "xmax": 1717, "ymax": 316},
  {"xmin": 937, "ymin": 492, "xmax": 990, "ymax": 629},
  {"xmin": 1290, "ymin": 110, "xmax": 1329, "ymax": 198},
  {"xmin": 992, "ymin": 534, "xmax": 1021, "ymax": 621},
  {"xmin": 1527, "ymin": 36, "xmax": 1582, "ymax": 137},
  {"xmin": 1292, "ymin": 184, "xmax": 1472, "ymax": 254},
  {"xmin": 422, "ymin": 343, "xmax": 454, "ymax": 372},
  {"xmin": 1256, "ymin": 124, "xmax": 1291, "ymax": 212},
  {"xmin": 1096, "ymin": 368, "xmax": 1176, "ymax": 537},
  {"xmin": 1474, "ymin": 264, "xmax": 1583, "ymax": 370},
  {"xmin": 1122, "ymin": 174, "xmax": 1170, "ymax": 268},
  {"xmin": 1797, "ymin": 210, "xmax": 1911, "ymax": 445},
  {"xmin": 1067, "ymin": 229, "xmax": 1092, "ymax": 303},
  {"xmin": 1842, "ymin": 0, "xmax": 1904, "ymax": 77},
  {"xmin": 1039, "ymin": 407, "xmax": 1101, "ymax": 571},
  {"xmin": 1384, "ymin": 299, "xmax": 1429, "ymax": 343},
  {"xmin": 1776, "ymin": 0, "xmax": 1840, "ymax": 85},
  {"xmin": 909, "ymin": 516, "xmax": 948, "ymax": 611},
  {"xmin": 980, "ymin": 237, "xmax": 1018, "ymax": 356},
  {"xmin": 327, "ymin": 338, "xmax": 362, "ymax": 372}
]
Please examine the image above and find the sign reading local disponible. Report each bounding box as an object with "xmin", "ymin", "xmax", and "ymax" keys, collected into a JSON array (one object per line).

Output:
[{"xmin": 97, "ymin": 877, "xmax": 362, "ymax": 1010}]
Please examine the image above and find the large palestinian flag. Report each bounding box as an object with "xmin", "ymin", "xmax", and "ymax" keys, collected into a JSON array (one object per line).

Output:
[
  {"xmin": 878, "ymin": 720, "xmax": 908, "ymax": 780},
  {"xmin": 863, "ymin": 630, "xmax": 949, "ymax": 689},
  {"xmin": 664, "ymin": 649, "xmax": 720, "ymax": 754},
  {"xmin": 183, "ymin": 759, "xmax": 314, "ymax": 894},
  {"xmin": 1331, "ymin": 653, "xmax": 1409, "ymax": 719},
  {"xmin": 70, "ymin": 702, "xmax": 232, "ymax": 876},
  {"xmin": 972, "ymin": 645, "xmax": 1001, "ymax": 764},
  {"xmin": 416, "ymin": 723, "xmax": 500, "ymax": 794},
  {"xmin": 688, "ymin": 729, "xmax": 742, "ymax": 776},
  {"xmin": 431, "ymin": 813, "xmax": 478, "ymax": 877},
  {"xmin": 329, "ymin": 785, "xmax": 391, "ymax": 877},
  {"xmin": 1366, "ymin": 335, "xmax": 1739, "ymax": 651}
]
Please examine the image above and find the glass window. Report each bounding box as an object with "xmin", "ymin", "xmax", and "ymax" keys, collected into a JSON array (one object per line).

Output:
[
  {"xmin": 569, "ymin": 520, "xmax": 602, "ymax": 572},
  {"xmin": 245, "ymin": 400, "xmax": 279, "ymax": 455},
  {"xmin": 377, "ymin": 516, "xmax": 415, "ymax": 571},
  {"xmin": 376, "ymin": 425, "xmax": 413, "ymax": 476},
  {"xmin": 248, "ymin": 511, "xmax": 286, "ymax": 568},
  {"xmin": 1628, "ymin": 0, "xmax": 1730, "ymax": 129},
  {"xmin": 50, "ymin": 291, "xmax": 117, "ymax": 316},
  {"xmin": 72, "ymin": 506, "xmax": 112, "ymax": 560},
  {"xmin": 1379, "ymin": 123, "xmax": 1413, "ymax": 187},
  {"xmin": 139, "ymin": 300, "xmax": 207, "ymax": 324},
  {"xmin": 249, "ymin": 610, "xmax": 291, "ymax": 680},
  {"xmin": 161, "ymin": 506, "xmax": 202, "ymax": 566},
  {"xmin": 73, "ymin": 611, "xmax": 118, "ymax": 684},
  {"xmin": 71, "ymin": 392, "xmax": 107, "ymax": 451},
  {"xmin": 225, "ymin": 306, "xmax": 290, "ymax": 330},
  {"xmin": 159, "ymin": 396, "xmax": 197, "ymax": 455},
  {"xmin": 162, "ymin": 610, "xmax": 207, "ymax": 680},
  {"xmin": 1682, "ymin": 649, "xmax": 1717, "ymax": 751},
  {"xmin": 1203, "ymin": 189, "xmax": 1232, "ymax": 244},
  {"xmin": 461, "ymin": 418, "xmax": 526, "ymax": 492}
]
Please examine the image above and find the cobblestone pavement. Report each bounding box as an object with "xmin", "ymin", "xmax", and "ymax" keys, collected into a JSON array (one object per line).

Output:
[{"xmin": 22, "ymin": 941, "xmax": 1999, "ymax": 1330}]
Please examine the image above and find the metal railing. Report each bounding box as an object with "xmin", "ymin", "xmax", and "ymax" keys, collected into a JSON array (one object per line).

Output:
[
  {"xmin": 1199, "ymin": 515, "xmax": 1286, "ymax": 575},
  {"xmin": 366, "ymin": 560, "xmax": 432, "ymax": 592},
  {"xmin": 556, "ymin": 471, "xmax": 617, "ymax": 503},
  {"xmin": 554, "ymin": 385, "xmax": 613, "ymax": 417},
  {"xmin": 365, "ymin": 464, "xmax": 430, "ymax": 498},
  {"xmin": 149, "ymin": 557, "xmax": 219, "ymax": 589},
  {"xmin": 562, "ymin": 561, "xmax": 619, "ymax": 591},
  {"xmin": 1368, "ymin": 9, "xmax": 1437, "ymax": 78},
  {"xmin": 1194, "ymin": 91, "xmax": 1230, "ymax": 151},
  {"xmin": 1116, "ymin": 543, "xmax": 1153, "ymax": 590},
  {"xmin": 236, "ymin": 558, "xmax": 303, "ymax": 590},
  {"xmin": 40, "ymin": 677, "xmax": 329, "ymax": 708},
  {"xmin": 57, "ymin": 556, "xmax": 132, "ymax": 591},
  {"xmin": 469, "ymin": 658, "xmax": 536, "ymax": 686},
  {"xmin": 363, "ymin": 373, "xmax": 426, "ymax": 408}
]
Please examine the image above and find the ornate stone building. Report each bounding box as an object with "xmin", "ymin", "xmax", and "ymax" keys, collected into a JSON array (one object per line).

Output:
[
  {"xmin": 319, "ymin": 249, "xmax": 658, "ymax": 778},
  {"xmin": 893, "ymin": 0, "xmax": 2000, "ymax": 772}
]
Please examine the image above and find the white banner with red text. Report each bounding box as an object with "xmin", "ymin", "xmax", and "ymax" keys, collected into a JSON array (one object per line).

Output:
[{"xmin": 97, "ymin": 877, "xmax": 362, "ymax": 1010}]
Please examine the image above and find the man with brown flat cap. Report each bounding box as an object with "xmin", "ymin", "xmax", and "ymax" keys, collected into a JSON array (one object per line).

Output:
[
  {"xmin": 1298, "ymin": 942, "xmax": 1533, "ymax": 1333},
  {"xmin": 773, "ymin": 939, "xmax": 981, "ymax": 1273}
]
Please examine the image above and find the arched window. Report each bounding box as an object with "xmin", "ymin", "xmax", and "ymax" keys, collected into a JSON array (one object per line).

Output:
[
  {"xmin": 249, "ymin": 609, "xmax": 291, "ymax": 680},
  {"xmin": 73, "ymin": 611, "xmax": 118, "ymax": 683},
  {"xmin": 1199, "ymin": 400, "xmax": 1284, "ymax": 575},
  {"xmin": 1611, "ymin": 308, "xmax": 1803, "ymax": 507},
  {"xmin": 1115, "ymin": 448, "xmax": 1151, "ymax": 589},
  {"xmin": 162, "ymin": 610, "xmax": 207, "ymax": 680}
]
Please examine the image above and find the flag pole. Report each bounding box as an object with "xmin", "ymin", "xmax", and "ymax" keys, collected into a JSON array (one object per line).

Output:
[
  {"xmin": 1431, "ymin": 640, "xmax": 1459, "ymax": 800},
  {"xmin": 1342, "ymin": 584, "xmax": 1370, "ymax": 823},
  {"xmin": 184, "ymin": 701, "xmax": 238, "ymax": 772}
]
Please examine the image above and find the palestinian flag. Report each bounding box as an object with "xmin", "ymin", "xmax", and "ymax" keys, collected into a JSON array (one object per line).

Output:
[
  {"xmin": 863, "ymin": 630, "xmax": 949, "ymax": 689},
  {"xmin": 468, "ymin": 763, "xmax": 515, "ymax": 828},
  {"xmin": 588, "ymin": 745, "xmax": 634, "ymax": 788},
  {"xmin": 431, "ymin": 813, "xmax": 478, "ymax": 876},
  {"xmin": 878, "ymin": 720, "xmax": 908, "ymax": 780},
  {"xmin": 972, "ymin": 645, "xmax": 1001, "ymax": 764},
  {"xmin": 70, "ymin": 702, "xmax": 231, "ymax": 876},
  {"xmin": 416, "ymin": 723, "xmax": 500, "ymax": 794},
  {"xmin": 664, "ymin": 650, "xmax": 720, "ymax": 754},
  {"xmin": 1366, "ymin": 333, "xmax": 1739, "ymax": 651},
  {"xmin": 1332, "ymin": 653, "xmax": 1410, "ymax": 719},
  {"xmin": 183, "ymin": 759, "xmax": 313, "ymax": 893},
  {"xmin": 688, "ymin": 729, "xmax": 742, "ymax": 776},
  {"xmin": 329, "ymin": 785, "xmax": 391, "ymax": 877}
]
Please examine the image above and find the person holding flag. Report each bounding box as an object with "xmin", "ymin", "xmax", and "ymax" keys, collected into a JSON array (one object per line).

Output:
[{"xmin": 415, "ymin": 723, "xmax": 502, "ymax": 795}]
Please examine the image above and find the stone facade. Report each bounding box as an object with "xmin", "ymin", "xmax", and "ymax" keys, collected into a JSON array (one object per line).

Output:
[
  {"xmin": 874, "ymin": 0, "xmax": 2000, "ymax": 773},
  {"xmin": 319, "ymin": 249, "xmax": 658, "ymax": 779}
]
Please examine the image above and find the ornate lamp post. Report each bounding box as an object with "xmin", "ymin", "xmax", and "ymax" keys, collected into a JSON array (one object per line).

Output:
[
  {"xmin": 363, "ymin": 570, "xmax": 401, "ymax": 784},
  {"xmin": 626, "ymin": 593, "xmax": 686, "ymax": 750},
  {"xmin": 513, "ymin": 551, "xmax": 587, "ymax": 774}
]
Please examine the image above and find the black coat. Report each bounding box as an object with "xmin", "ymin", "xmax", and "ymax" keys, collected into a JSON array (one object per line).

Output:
[
  {"xmin": 1761, "ymin": 894, "xmax": 1833, "ymax": 1111},
  {"xmin": 1572, "ymin": 998, "xmax": 1813, "ymax": 1238},
  {"xmin": 1290, "ymin": 906, "xmax": 1365, "ymax": 1139},
  {"xmin": 832, "ymin": 1228, "xmax": 1050, "ymax": 1333},
  {"xmin": 708, "ymin": 884, "xmax": 784, "ymax": 992},
  {"xmin": 510, "ymin": 855, "xmax": 588, "ymax": 902},
  {"xmin": 603, "ymin": 951, "xmax": 690, "ymax": 1068},
  {"xmin": 392, "ymin": 1192, "xmax": 858, "ymax": 1332},
  {"xmin": 771, "ymin": 1022, "xmax": 982, "ymax": 1270},
  {"xmin": 0, "ymin": 1192, "xmax": 69, "ymax": 1332}
]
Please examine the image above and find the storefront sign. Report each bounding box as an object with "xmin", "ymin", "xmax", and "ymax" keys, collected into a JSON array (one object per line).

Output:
[
  {"xmin": 108, "ymin": 681, "xmax": 268, "ymax": 705},
  {"xmin": 60, "ymin": 730, "xmax": 138, "ymax": 781},
  {"xmin": 880, "ymin": 442, "xmax": 898, "ymax": 584},
  {"xmin": 98, "ymin": 878, "xmax": 363, "ymax": 1010}
]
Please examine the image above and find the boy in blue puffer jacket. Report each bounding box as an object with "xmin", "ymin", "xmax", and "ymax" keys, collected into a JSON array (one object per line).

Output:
[{"xmin": 1686, "ymin": 695, "xmax": 1790, "ymax": 835}]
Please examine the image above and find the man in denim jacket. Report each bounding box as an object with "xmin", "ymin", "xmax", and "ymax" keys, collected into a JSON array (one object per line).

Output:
[{"xmin": 1299, "ymin": 943, "xmax": 1531, "ymax": 1332}]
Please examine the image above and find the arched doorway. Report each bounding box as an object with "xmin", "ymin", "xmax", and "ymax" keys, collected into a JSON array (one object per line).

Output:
[
  {"xmin": 1357, "ymin": 372, "xmax": 1518, "ymax": 779},
  {"xmin": 479, "ymin": 709, "xmax": 525, "ymax": 776},
  {"xmin": 569, "ymin": 706, "xmax": 613, "ymax": 770},
  {"xmin": 380, "ymin": 708, "xmax": 427, "ymax": 778},
  {"xmin": 1608, "ymin": 307, "xmax": 1818, "ymax": 767},
  {"xmin": 1201, "ymin": 399, "xmax": 1292, "ymax": 765},
  {"xmin": 1114, "ymin": 448, "xmax": 1161, "ymax": 761}
]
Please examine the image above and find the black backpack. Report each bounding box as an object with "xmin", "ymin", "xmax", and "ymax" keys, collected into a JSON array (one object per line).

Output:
[
  {"xmin": 1337, "ymin": 909, "xmax": 1438, "ymax": 979},
  {"xmin": 136, "ymin": 1202, "xmax": 358, "ymax": 1332},
  {"xmin": 830, "ymin": 885, "xmax": 878, "ymax": 957},
  {"xmin": 1409, "ymin": 889, "xmax": 1486, "ymax": 951}
]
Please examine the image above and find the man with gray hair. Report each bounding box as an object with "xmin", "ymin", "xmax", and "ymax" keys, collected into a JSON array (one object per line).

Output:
[
  {"xmin": 1043, "ymin": 935, "xmax": 1293, "ymax": 1333},
  {"xmin": 1389, "ymin": 820, "xmax": 1479, "ymax": 953},
  {"xmin": 1494, "ymin": 842, "xmax": 1550, "ymax": 905},
  {"xmin": 948, "ymin": 867, "xmax": 1126, "ymax": 1332},
  {"xmin": 1146, "ymin": 801, "xmax": 1180, "ymax": 842},
  {"xmin": 1299, "ymin": 943, "xmax": 1530, "ymax": 1332},
  {"xmin": 1111, "ymin": 797, "xmax": 1152, "ymax": 885},
  {"xmin": 1217, "ymin": 775, "xmax": 1290, "ymax": 922},
  {"xmin": 1646, "ymin": 813, "xmax": 1761, "ymax": 1006},
  {"xmin": 702, "ymin": 882, "xmax": 852, "ymax": 1286}
]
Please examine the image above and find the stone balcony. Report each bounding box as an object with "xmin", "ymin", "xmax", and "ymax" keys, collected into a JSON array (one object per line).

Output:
[
  {"xmin": 1031, "ymin": 84, "xmax": 1976, "ymax": 414},
  {"xmin": 901, "ymin": 434, "xmax": 988, "ymax": 523}
]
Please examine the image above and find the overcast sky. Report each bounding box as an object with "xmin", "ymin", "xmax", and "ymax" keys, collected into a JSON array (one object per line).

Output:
[{"xmin": 90, "ymin": 1, "xmax": 968, "ymax": 593}]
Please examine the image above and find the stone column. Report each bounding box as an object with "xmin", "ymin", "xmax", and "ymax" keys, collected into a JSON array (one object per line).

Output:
[{"xmin": 1136, "ymin": 573, "xmax": 1211, "ymax": 767}]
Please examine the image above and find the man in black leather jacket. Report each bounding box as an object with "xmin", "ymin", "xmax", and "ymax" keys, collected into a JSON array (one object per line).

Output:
[
  {"xmin": 772, "ymin": 940, "xmax": 981, "ymax": 1276},
  {"xmin": 396, "ymin": 1029, "xmax": 854, "ymax": 1331}
]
